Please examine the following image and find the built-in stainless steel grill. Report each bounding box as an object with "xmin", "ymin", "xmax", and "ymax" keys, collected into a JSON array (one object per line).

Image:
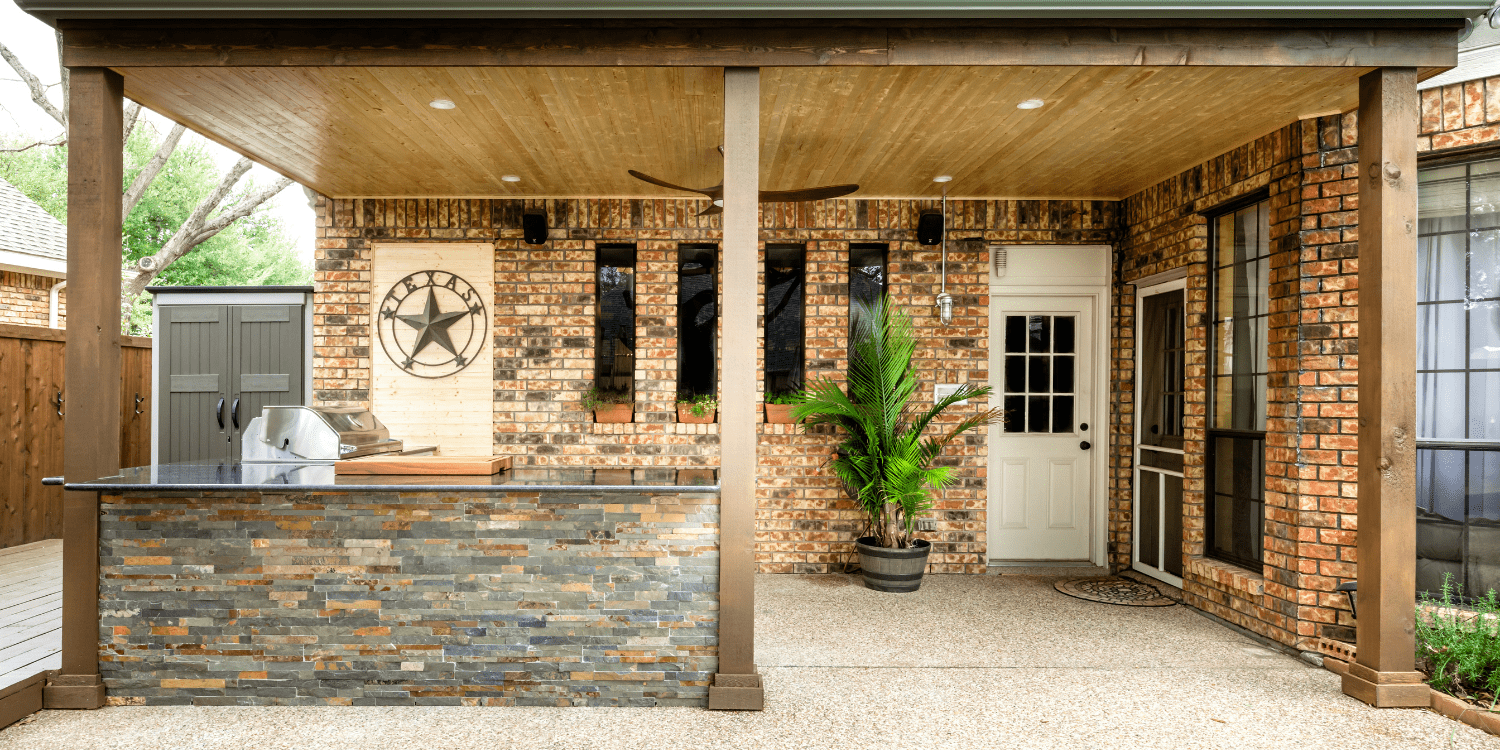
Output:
[{"xmin": 242, "ymin": 405, "xmax": 405, "ymax": 463}]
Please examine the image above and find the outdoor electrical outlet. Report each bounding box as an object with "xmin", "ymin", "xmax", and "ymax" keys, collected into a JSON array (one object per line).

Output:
[{"xmin": 917, "ymin": 519, "xmax": 938, "ymax": 532}]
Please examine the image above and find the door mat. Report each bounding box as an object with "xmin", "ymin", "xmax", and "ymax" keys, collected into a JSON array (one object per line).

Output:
[{"xmin": 1054, "ymin": 577, "xmax": 1177, "ymax": 607}]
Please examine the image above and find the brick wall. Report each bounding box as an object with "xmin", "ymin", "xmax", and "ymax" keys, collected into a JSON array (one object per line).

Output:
[
  {"xmin": 1116, "ymin": 121, "xmax": 1332, "ymax": 647},
  {"xmin": 99, "ymin": 487, "xmax": 719, "ymax": 707},
  {"xmin": 0, "ymin": 271, "xmax": 63, "ymax": 327},
  {"xmin": 312, "ymin": 197, "xmax": 1116, "ymax": 574}
]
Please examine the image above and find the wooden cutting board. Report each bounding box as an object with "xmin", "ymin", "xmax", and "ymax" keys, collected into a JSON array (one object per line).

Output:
[{"xmin": 335, "ymin": 455, "xmax": 511, "ymax": 475}]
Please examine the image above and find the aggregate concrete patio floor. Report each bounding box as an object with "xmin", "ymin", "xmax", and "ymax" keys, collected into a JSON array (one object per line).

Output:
[{"xmin": 1, "ymin": 573, "xmax": 1492, "ymax": 749}]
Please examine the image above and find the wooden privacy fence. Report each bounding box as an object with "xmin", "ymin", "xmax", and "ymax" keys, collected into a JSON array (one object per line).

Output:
[{"xmin": 0, "ymin": 323, "xmax": 151, "ymax": 548}]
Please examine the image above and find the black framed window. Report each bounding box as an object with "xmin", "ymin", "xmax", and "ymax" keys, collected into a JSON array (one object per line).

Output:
[
  {"xmin": 595, "ymin": 245, "xmax": 636, "ymax": 398},
  {"xmin": 677, "ymin": 245, "xmax": 718, "ymax": 398},
  {"xmin": 1207, "ymin": 198, "xmax": 1270, "ymax": 570},
  {"xmin": 849, "ymin": 244, "xmax": 887, "ymax": 330},
  {"xmin": 1415, "ymin": 158, "xmax": 1500, "ymax": 599},
  {"xmin": 765, "ymin": 244, "xmax": 806, "ymax": 396}
]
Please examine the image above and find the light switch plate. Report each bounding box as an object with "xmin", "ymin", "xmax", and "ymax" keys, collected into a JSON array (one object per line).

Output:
[{"xmin": 934, "ymin": 383, "xmax": 969, "ymax": 406}]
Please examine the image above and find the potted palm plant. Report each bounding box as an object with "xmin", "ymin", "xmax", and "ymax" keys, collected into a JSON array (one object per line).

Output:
[{"xmin": 792, "ymin": 296, "xmax": 1002, "ymax": 592}]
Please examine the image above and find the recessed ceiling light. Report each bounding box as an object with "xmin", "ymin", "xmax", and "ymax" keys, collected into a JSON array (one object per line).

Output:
[
  {"xmin": 501, "ymin": 175, "xmax": 521, "ymax": 183},
  {"xmin": 933, "ymin": 175, "xmax": 953, "ymax": 183},
  {"xmin": 429, "ymin": 99, "xmax": 456, "ymax": 110},
  {"xmin": 1017, "ymin": 98, "xmax": 1046, "ymax": 110}
]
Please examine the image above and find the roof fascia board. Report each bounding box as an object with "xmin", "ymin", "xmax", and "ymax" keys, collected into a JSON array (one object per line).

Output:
[
  {"xmin": 59, "ymin": 19, "xmax": 1462, "ymax": 69},
  {"xmin": 0, "ymin": 251, "xmax": 68, "ymax": 277},
  {"xmin": 16, "ymin": 2, "xmax": 1492, "ymax": 25}
]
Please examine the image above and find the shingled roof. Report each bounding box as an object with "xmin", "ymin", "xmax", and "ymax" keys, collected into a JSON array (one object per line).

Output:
[{"xmin": 0, "ymin": 177, "xmax": 66, "ymax": 277}]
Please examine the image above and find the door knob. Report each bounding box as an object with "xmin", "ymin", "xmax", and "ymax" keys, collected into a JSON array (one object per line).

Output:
[{"xmin": 1080, "ymin": 440, "xmax": 1092, "ymax": 450}]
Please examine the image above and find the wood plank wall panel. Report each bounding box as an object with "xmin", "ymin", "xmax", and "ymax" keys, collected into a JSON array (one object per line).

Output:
[
  {"xmin": 371, "ymin": 243, "xmax": 495, "ymax": 456},
  {"xmin": 0, "ymin": 325, "xmax": 151, "ymax": 549},
  {"xmin": 120, "ymin": 64, "xmax": 1364, "ymax": 200}
]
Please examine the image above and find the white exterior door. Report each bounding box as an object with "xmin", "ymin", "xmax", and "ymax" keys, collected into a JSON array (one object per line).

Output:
[{"xmin": 987, "ymin": 295, "xmax": 1098, "ymax": 562}]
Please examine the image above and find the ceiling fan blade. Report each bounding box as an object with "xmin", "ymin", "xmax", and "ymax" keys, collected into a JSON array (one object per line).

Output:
[
  {"xmin": 697, "ymin": 204, "xmax": 723, "ymax": 217},
  {"xmin": 758, "ymin": 184, "xmax": 860, "ymax": 203},
  {"xmin": 628, "ymin": 170, "xmax": 721, "ymax": 197}
]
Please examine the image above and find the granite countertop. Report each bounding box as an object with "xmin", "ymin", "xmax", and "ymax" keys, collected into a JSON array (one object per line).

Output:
[{"xmin": 61, "ymin": 462, "xmax": 719, "ymax": 493}]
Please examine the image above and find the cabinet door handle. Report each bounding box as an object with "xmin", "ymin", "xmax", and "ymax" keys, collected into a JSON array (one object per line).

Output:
[
  {"xmin": 216, "ymin": 397, "xmax": 225, "ymax": 429},
  {"xmin": 134, "ymin": 393, "xmax": 144, "ymax": 415},
  {"xmin": 231, "ymin": 397, "xmax": 240, "ymax": 429}
]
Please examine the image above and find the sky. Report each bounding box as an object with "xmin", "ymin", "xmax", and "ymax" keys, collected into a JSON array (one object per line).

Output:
[{"xmin": 0, "ymin": 1, "xmax": 316, "ymax": 265}]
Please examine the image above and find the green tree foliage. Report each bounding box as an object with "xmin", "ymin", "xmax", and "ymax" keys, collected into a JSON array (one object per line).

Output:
[{"xmin": 0, "ymin": 127, "xmax": 309, "ymax": 333}]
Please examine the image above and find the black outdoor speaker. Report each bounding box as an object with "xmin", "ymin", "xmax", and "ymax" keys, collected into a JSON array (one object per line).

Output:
[
  {"xmin": 522, "ymin": 210, "xmax": 548, "ymax": 245},
  {"xmin": 916, "ymin": 210, "xmax": 943, "ymax": 246}
]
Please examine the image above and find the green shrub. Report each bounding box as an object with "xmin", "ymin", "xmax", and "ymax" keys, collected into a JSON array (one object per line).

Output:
[
  {"xmin": 677, "ymin": 393, "xmax": 718, "ymax": 417},
  {"xmin": 765, "ymin": 391, "xmax": 802, "ymax": 406},
  {"xmin": 1416, "ymin": 574, "xmax": 1500, "ymax": 707}
]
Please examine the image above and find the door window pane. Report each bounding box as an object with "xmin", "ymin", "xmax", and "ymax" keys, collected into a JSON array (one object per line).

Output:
[{"xmin": 1001, "ymin": 313, "xmax": 1078, "ymax": 434}]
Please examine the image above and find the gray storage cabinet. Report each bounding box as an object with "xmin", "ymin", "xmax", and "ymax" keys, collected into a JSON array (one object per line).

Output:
[{"xmin": 151, "ymin": 287, "xmax": 313, "ymax": 464}]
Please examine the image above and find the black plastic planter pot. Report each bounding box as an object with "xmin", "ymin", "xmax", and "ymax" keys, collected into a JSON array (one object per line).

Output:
[{"xmin": 855, "ymin": 537, "xmax": 931, "ymax": 593}]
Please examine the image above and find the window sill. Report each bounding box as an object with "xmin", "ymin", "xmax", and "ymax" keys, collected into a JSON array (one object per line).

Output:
[{"xmin": 1186, "ymin": 555, "xmax": 1264, "ymax": 597}]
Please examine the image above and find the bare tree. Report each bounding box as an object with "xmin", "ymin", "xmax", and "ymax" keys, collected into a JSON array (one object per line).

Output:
[{"xmin": 1, "ymin": 31, "xmax": 294, "ymax": 300}]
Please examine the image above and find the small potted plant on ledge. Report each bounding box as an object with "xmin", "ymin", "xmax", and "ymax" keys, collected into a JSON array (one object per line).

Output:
[
  {"xmin": 677, "ymin": 393, "xmax": 718, "ymax": 424},
  {"xmin": 765, "ymin": 391, "xmax": 802, "ymax": 424},
  {"xmin": 583, "ymin": 387, "xmax": 633, "ymax": 423},
  {"xmin": 793, "ymin": 296, "xmax": 1002, "ymax": 593}
]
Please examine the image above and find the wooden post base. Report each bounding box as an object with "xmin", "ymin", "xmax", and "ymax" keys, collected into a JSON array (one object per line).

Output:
[
  {"xmin": 1342, "ymin": 662, "xmax": 1429, "ymax": 708},
  {"xmin": 707, "ymin": 671, "xmax": 764, "ymax": 710},
  {"xmin": 42, "ymin": 674, "xmax": 106, "ymax": 709}
]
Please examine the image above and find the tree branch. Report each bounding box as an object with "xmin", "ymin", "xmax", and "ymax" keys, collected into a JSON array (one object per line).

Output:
[
  {"xmin": 191, "ymin": 177, "xmax": 294, "ymax": 242},
  {"xmin": 0, "ymin": 40, "xmax": 65, "ymax": 128},
  {"xmin": 54, "ymin": 30, "xmax": 68, "ymax": 124},
  {"xmin": 123, "ymin": 159, "xmax": 296, "ymax": 298},
  {"xmin": 122, "ymin": 101, "xmax": 141, "ymax": 144},
  {"xmin": 123, "ymin": 122, "xmax": 186, "ymax": 217},
  {"xmin": 0, "ymin": 138, "xmax": 65, "ymax": 153}
]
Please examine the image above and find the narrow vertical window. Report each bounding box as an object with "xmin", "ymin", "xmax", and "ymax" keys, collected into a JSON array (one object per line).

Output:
[
  {"xmin": 1207, "ymin": 198, "xmax": 1270, "ymax": 570},
  {"xmin": 848, "ymin": 243, "xmax": 888, "ymax": 334},
  {"xmin": 595, "ymin": 245, "xmax": 636, "ymax": 399},
  {"xmin": 1415, "ymin": 158, "xmax": 1500, "ymax": 599},
  {"xmin": 677, "ymin": 244, "xmax": 717, "ymax": 398},
  {"xmin": 765, "ymin": 244, "xmax": 806, "ymax": 396}
]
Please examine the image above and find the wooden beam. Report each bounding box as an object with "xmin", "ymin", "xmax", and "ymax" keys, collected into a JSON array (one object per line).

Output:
[
  {"xmin": 1342, "ymin": 66, "xmax": 1428, "ymax": 710},
  {"xmin": 58, "ymin": 20, "xmax": 1459, "ymax": 69},
  {"xmin": 707, "ymin": 65, "xmax": 763, "ymax": 712},
  {"xmin": 44, "ymin": 66, "xmax": 121, "ymax": 711}
]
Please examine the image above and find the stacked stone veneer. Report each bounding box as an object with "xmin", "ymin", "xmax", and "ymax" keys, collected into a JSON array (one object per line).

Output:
[
  {"xmin": 0, "ymin": 270, "xmax": 63, "ymax": 327},
  {"xmin": 98, "ymin": 489, "xmax": 718, "ymax": 706},
  {"xmin": 312, "ymin": 197, "xmax": 1116, "ymax": 574}
]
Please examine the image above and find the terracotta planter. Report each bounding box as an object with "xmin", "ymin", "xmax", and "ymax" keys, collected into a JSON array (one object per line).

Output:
[
  {"xmin": 765, "ymin": 404, "xmax": 799, "ymax": 424},
  {"xmin": 677, "ymin": 405, "xmax": 716, "ymax": 424},
  {"xmin": 855, "ymin": 537, "xmax": 931, "ymax": 593},
  {"xmin": 593, "ymin": 403, "xmax": 633, "ymax": 423}
]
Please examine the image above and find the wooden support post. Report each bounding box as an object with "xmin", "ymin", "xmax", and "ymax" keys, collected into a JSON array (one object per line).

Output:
[
  {"xmin": 1342, "ymin": 66, "xmax": 1427, "ymax": 709},
  {"xmin": 707, "ymin": 66, "xmax": 764, "ymax": 711},
  {"xmin": 45, "ymin": 67, "xmax": 122, "ymax": 710}
]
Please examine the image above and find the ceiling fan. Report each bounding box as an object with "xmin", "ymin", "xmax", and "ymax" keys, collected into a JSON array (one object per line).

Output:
[{"xmin": 627, "ymin": 169, "xmax": 858, "ymax": 216}]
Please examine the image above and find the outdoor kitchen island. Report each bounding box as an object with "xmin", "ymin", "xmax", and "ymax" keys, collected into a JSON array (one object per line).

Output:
[{"xmin": 64, "ymin": 464, "xmax": 720, "ymax": 707}]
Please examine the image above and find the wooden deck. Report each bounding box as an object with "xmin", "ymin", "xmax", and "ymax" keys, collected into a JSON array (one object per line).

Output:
[{"xmin": 0, "ymin": 540, "xmax": 62, "ymax": 690}]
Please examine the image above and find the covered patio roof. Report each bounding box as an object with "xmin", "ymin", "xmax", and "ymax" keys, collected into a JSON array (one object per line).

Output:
[{"xmin": 121, "ymin": 64, "xmax": 1373, "ymax": 200}]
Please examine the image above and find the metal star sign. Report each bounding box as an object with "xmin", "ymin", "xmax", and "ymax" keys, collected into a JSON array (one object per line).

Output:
[
  {"xmin": 377, "ymin": 271, "xmax": 487, "ymax": 378},
  {"xmin": 397, "ymin": 289, "xmax": 468, "ymax": 359}
]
